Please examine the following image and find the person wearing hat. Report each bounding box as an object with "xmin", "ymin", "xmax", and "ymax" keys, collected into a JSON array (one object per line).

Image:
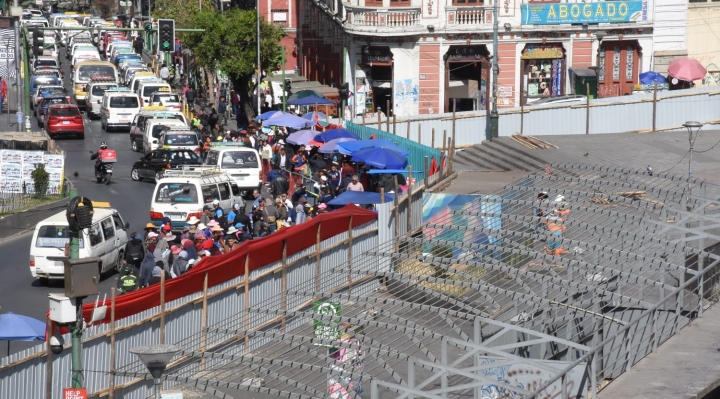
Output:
[
  {"xmin": 117, "ymin": 264, "xmax": 139, "ymax": 294},
  {"xmin": 318, "ymin": 187, "xmax": 333, "ymax": 205},
  {"xmin": 201, "ymin": 237, "xmax": 221, "ymax": 256},
  {"xmin": 552, "ymin": 195, "xmax": 570, "ymax": 217},
  {"xmin": 275, "ymin": 197, "xmax": 288, "ymax": 230},
  {"xmin": 200, "ymin": 205, "xmax": 213, "ymax": 225},
  {"xmin": 171, "ymin": 248, "xmax": 189, "ymax": 277},
  {"xmin": 234, "ymin": 206, "xmax": 251, "ymax": 234},
  {"xmin": 533, "ymin": 191, "xmax": 551, "ymax": 233},
  {"xmin": 182, "ymin": 238, "xmax": 198, "ymax": 260},
  {"xmin": 139, "ymin": 252, "xmax": 157, "ymax": 287},
  {"xmin": 227, "ymin": 203, "xmax": 241, "ymax": 226},
  {"xmin": 124, "ymin": 232, "xmax": 145, "ymax": 271},
  {"xmin": 148, "ymin": 261, "xmax": 165, "ymax": 285},
  {"xmin": 211, "ymin": 199, "xmax": 225, "ymax": 224},
  {"xmin": 161, "ymin": 223, "xmax": 173, "ymax": 238},
  {"xmin": 143, "ymin": 222, "xmax": 157, "ymax": 240},
  {"xmin": 295, "ymin": 196, "xmax": 307, "ymax": 225},
  {"xmin": 317, "ymin": 202, "xmax": 328, "ymax": 215}
]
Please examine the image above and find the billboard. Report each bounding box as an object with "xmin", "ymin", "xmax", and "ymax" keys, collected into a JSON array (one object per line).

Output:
[{"xmin": 521, "ymin": 1, "xmax": 648, "ymax": 25}]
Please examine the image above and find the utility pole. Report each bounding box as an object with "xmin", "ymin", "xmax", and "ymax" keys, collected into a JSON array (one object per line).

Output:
[
  {"xmin": 488, "ymin": 0, "xmax": 499, "ymax": 139},
  {"xmin": 255, "ymin": 0, "xmax": 261, "ymax": 116},
  {"xmin": 341, "ymin": 45, "xmax": 347, "ymax": 120},
  {"xmin": 67, "ymin": 187, "xmax": 84, "ymax": 389},
  {"xmin": 281, "ymin": 48, "xmax": 286, "ymax": 112},
  {"xmin": 13, "ymin": 0, "xmax": 21, "ymax": 132}
]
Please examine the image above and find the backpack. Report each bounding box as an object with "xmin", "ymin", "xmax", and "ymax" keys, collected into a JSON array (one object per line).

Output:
[
  {"xmin": 289, "ymin": 205, "xmax": 297, "ymax": 224},
  {"xmin": 126, "ymin": 240, "xmax": 143, "ymax": 262}
]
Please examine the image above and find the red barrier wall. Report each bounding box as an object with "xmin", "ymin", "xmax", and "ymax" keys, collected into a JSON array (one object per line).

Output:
[{"xmin": 82, "ymin": 206, "xmax": 378, "ymax": 324}]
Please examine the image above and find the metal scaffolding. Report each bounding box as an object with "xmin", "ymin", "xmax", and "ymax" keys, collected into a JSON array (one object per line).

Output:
[{"xmin": 114, "ymin": 164, "xmax": 720, "ymax": 399}]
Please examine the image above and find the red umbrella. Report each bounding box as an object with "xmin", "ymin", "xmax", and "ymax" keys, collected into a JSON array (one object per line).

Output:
[{"xmin": 667, "ymin": 57, "xmax": 707, "ymax": 81}]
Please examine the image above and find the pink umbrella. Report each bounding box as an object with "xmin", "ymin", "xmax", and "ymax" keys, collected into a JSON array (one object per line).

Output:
[{"xmin": 667, "ymin": 58, "xmax": 707, "ymax": 82}]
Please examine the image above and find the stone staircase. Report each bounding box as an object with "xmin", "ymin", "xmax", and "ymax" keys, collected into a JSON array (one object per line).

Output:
[{"xmin": 454, "ymin": 137, "xmax": 551, "ymax": 172}]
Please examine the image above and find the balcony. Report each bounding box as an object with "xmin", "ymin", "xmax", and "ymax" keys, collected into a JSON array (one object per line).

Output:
[
  {"xmin": 446, "ymin": 6, "xmax": 488, "ymax": 25},
  {"xmin": 344, "ymin": 5, "xmax": 423, "ymax": 33}
]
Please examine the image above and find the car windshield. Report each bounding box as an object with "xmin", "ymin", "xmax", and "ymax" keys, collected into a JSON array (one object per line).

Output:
[
  {"xmin": 154, "ymin": 183, "xmax": 199, "ymax": 204},
  {"xmin": 164, "ymin": 133, "xmax": 198, "ymax": 146},
  {"xmin": 151, "ymin": 125, "xmax": 170, "ymax": 138},
  {"xmin": 142, "ymin": 86, "xmax": 167, "ymax": 97},
  {"xmin": 91, "ymin": 85, "xmax": 117, "ymax": 96},
  {"xmin": 168, "ymin": 150, "xmax": 200, "ymax": 161},
  {"xmin": 51, "ymin": 107, "xmax": 80, "ymax": 116},
  {"xmin": 220, "ymin": 151, "xmax": 259, "ymax": 168},
  {"xmin": 34, "ymin": 77, "xmax": 59, "ymax": 86},
  {"xmin": 77, "ymin": 65, "xmax": 116, "ymax": 81},
  {"xmin": 35, "ymin": 225, "xmax": 85, "ymax": 248},
  {"xmin": 153, "ymin": 94, "xmax": 179, "ymax": 103},
  {"xmin": 42, "ymin": 90, "xmax": 67, "ymax": 98},
  {"xmin": 109, "ymin": 96, "xmax": 138, "ymax": 108},
  {"xmin": 35, "ymin": 60, "xmax": 57, "ymax": 67},
  {"xmin": 42, "ymin": 97, "xmax": 70, "ymax": 107}
]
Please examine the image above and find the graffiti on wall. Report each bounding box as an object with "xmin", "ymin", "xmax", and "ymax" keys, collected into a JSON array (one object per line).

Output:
[
  {"xmin": 394, "ymin": 78, "xmax": 419, "ymax": 116},
  {"xmin": 477, "ymin": 357, "xmax": 588, "ymax": 399}
]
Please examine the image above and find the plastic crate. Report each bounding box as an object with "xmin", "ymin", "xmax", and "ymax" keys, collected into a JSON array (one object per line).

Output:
[{"xmin": 99, "ymin": 150, "xmax": 117, "ymax": 163}]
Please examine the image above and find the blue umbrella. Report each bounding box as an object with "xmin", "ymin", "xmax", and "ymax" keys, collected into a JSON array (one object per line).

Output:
[
  {"xmin": 302, "ymin": 111, "xmax": 327, "ymax": 121},
  {"xmin": 265, "ymin": 113, "xmax": 315, "ymax": 129},
  {"xmin": 314, "ymin": 128, "xmax": 361, "ymax": 144},
  {"xmin": 338, "ymin": 138, "xmax": 411, "ymax": 156},
  {"xmin": 327, "ymin": 191, "xmax": 395, "ymax": 206},
  {"xmin": 318, "ymin": 138, "xmax": 356, "ymax": 154},
  {"xmin": 286, "ymin": 129, "xmax": 318, "ymax": 145},
  {"xmin": 0, "ymin": 312, "xmax": 46, "ymax": 355},
  {"xmin": 255, "ymin": 110, "xmax": 285, "ymax": 122},
  {"xmin": 288, "ymin": 95, "xmax": 335, "ymax": 106},
  {"xmin": 639, "ymin": 71, "xmax": 667, "ymax": 85},
  {"xmin": 352, "ymin": 147, "xmax": 408, "ymax": 169}
]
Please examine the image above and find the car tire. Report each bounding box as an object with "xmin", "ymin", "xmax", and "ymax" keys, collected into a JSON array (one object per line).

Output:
[
  {"xmin": 131, "ymin": 167, "xmax": 142, "ymax": 181},
  {"xmin": 155, "ymin": 171, "xmax": 163, "ymax": 181},
  {"xmin": 115, "ymin": 250, "xmax": 124, "ymax": 273},
  {"xmin": 37, "ymin": 277, "xmax": 48, "ymax": 286},
  {"xmin": 131, "ymin": 140, "xmax": 139, "ymax": 152}
]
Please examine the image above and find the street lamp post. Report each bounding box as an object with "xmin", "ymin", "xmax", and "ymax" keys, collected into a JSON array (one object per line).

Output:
[
  {"xmin": 594, "ymin": 31, "xmax": 607, "ymax": 100},
  {"xmin": 130, "ymin": 345, "xmax": 182, "ymax": 399},
  {"xmin": 683, "ymin": 121, "xmax": 703, "ymax": 195}
]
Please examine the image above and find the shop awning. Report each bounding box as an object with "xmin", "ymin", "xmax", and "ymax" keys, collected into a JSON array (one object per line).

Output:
[{"xmin": 569, "ymin": 67, "xmax": 597, "ymax": 78}]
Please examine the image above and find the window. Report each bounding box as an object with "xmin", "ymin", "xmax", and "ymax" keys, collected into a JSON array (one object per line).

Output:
[
  {"xmin": 101, "ymin": 218, "xmax": 115, "ymax": 240},
  {"xmin": 206, "ymin": 151, "xmax": 219, "ymax": 166},
  {"xmin": 51, "ymin": 107, "xmax": 80, "ymax": 117},
  {"xmin": 218, "ymin": 183, "xmax": 231, "ymax": 200},
  {"xmin": 365, "ymin": 0, "xmax": 383, "ymax": 6},
  {"xmin": 88, "ymin": 223, "xmax": 104, "ymax": 247},
  {"xmin": 42, "ymin": 97, "xmax": 71, "ymax": 108},
  {"xmin": 77, "ymin": 65, "xmax": 117, "ymax": 81},
  {"xmin": 452, "ymin": 0, "xmax": 481, "ymax": 5},
  {"xmin": 164, "ymin": 133, "xmax": 199, "ymax": 146},
  {"xmin": 230, "ymin": 183, "xmax": 240, "ymax": 196},
  {"xmin": 389, "ymin": 0, "xmax": 409, "ymax": 6},
  {"xmin": 91, "ymin": 84, "xmax": 117, "ymax": 96},
  {"xmin": 112, "ymin": 214, "xmax": 125, "ymax": 231},
  {"xmin": 220, "ymin": 151, "xmax": 259, "ymax": 168},
  {"xmin": 143, "ymin": 86, "xmax": 168, "ymax": 97},
  {"xmin": 202, "ymin": 185, "xmax": 220, "ymax": 204},
  {"xmin": 155, "ymin": 183, "xmax": 200, "ymax": 204},
  {"xmin": 109, "ymin": 96, "xmax": 139, "ymax": 108},
  {"xmin": 35, "ymin": 225, "xmax": 85, "ymax": 248}
]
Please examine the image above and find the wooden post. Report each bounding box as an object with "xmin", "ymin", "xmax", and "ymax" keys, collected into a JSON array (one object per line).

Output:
[
  {"xmin": 417, "ymin": 124, "xmax": 421, "ymax": 144},
  {"xmin": 392, "ymin": 114, "xmax": 396, "ymax": 134},
  {"xmin": 386, "ymin": 100, "xmax": 390, "ymax": 132},
  {"xmin": 244, "ymin": 253, "xmax": 250, "ymax": 351},
  {"xmin": 200, "ymin": 272, "xmax": 209, "ymax": 370},
  {"xmin": 406, "ymin": 121, "xmax": 410, "ymax": 139},
  {"xmin": 45, "ymin": 317, "xmax": 53, "ymax": 399},
  {"xmin": 452, "ymin": 100, "xmax": 456, "ymax": 144},
  {"xmin": 520, "ymin": 96, "xmax": 525, "ymax": 135},
  {"xmin": 424, "ymin": 156, "xmax": 429, "ymax": 188},
  {"xmin": 407, "ymin": 166, "xmax": 413, "ymax": 232},
  {"xmin": 443, "ymin": 130, "xmax": 447, "ymax": 151},
  {"xmin": 380, "ymin": 187, "xmax": 385, "ymax": 203},
  {"xmin": 160, "ymin": 271, "xmax": 166, "ymax": 344},
  {"xmin": 449, "ymin": 137, "xmax": 454, "ymax": 174},
  {"xmin": 109, "ymin": 288, "xmax": 116, "ymax": 399},
  {"xmin": 361, "ymin": 113, "xmax": 365, "ymax": 126},
  {"xmin": 377, "ymin": 110, "xmax": 381, "ymax": 131},
  {"xmin": 281, "ymin": 239, "xmax": 288, "ymax": 332},
  {"xmin": 652, "ymin": 80, "xmax": 658, "ymax": 132},
  {"xmin": 431, "ymin": 128, "xmax": 435, "ymax": 148},
  {"xmin": 315, "ymin": 223, "xmax": 321, "ymax": 295},
  {"xmin": 585, "ymin": 83, "xmax": 590, "ymax": 135},
  {"xmin": 393, "ymin": 176, "xmax": 400, "ymax": 238},
  {"xmin": 348, "ymin": 216, "xmax": 354, "ymax": 295}
]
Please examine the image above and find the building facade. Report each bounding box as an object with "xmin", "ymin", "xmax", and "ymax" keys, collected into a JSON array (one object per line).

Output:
[
  {"xmin": 687, "ymin": 0, "xmax": 720, "ymax": 87},
  {"xmin": 260, "ymin": 0, "xmax": 300, "ymax": 73},
  {"xmin": 299, "ymin": 0, "xmax": 687, "ymax": 116}
]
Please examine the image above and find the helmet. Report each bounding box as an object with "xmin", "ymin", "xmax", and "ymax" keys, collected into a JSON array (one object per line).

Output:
[
  {"xmin": 555, "ymin": 195, "xmax": 565, "ymax": 203},
  {"xmin": 100, "ymin": 142, "xmax": 108, "ymax": 149}
]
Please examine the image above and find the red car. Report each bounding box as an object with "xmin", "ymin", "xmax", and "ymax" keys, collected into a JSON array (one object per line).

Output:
[{"xmin": 44, "ymin": 104, "xmax": 84, "ymax": 139}]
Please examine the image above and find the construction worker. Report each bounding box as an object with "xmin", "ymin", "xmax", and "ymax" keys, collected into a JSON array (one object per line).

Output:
[
  {"xmin": 117, "ymin": 266, "xmax": 139, "ymax": 294},
  {"xmin": 533, "ymin": 191, "xmax": 550, "ymax": 233},
  {"xmin": 543, "ymin": 216, "xmax": 568, "ymax": 256},
  {"xmin": 552, "ymin": 195, "xmax": 570, "ymax": 217}
]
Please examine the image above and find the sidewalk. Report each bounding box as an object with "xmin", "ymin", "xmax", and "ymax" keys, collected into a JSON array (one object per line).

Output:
[{"xmin": 0, "ymin": 76, "xmax": 24, "ymax": 132}]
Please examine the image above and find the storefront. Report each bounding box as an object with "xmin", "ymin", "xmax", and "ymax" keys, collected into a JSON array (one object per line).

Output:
[
  {"xmin": 520, "ymin": 44, "xmax": 566, "ymax": 105},
  {"xmin": 443, "ymin": 45, "xmax": 490, "ymax": 112},
  {"xmin": 359, "ymin": 46, "xmax": 394, "ymax": 116}
]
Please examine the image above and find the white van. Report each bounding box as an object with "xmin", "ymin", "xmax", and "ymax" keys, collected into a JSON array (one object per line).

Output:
[
  {"xmin": 144, "ymin": 118, "xmax": 187, "ymax": 153},
  {"xmin": 100, "ymin": 88, "xmax": 141, "ymax": 132},
  {"xmin": 29, "ymin": 207, "xmax": 130, "ymax": 283},
  {"xmin": 204, "ymin": 144, "xmax": 263, "ymax": 199},
  {"xmin": 86, "ymin": 79, "xmax": 119, "ymax": 118},
  {"xmin": 137, "ymin": 80, "xmax": 172, "ymax": 107},
  {"xmin": 150, "ymin": 167, "xmax": 242, "ymax": 231},
  {"xmin": 129, "ymin": 72, "xmax": 159, "ymax": 93},
  {"xmin": 159, "ymin": 125, "xmax": 200, "ymax": 152}
]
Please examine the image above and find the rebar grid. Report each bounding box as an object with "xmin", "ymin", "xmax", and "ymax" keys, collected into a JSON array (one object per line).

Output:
[{"xmin": 114, "ymin": 164, "xmax": 720, "ymax": 399}]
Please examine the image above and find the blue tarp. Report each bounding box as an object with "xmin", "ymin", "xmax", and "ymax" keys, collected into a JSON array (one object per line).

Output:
[
  {"xmin": 352, "ymin": 147, "xmax": 408, "ymax": 169},
  {"xmin": 264, "ymin": 114, "xmax": 315, "ymax": 129},
  {"xmin": 327, "ymin": 191, "xmax": 395, "ymax": 206},
  {"xmin": 639, "ymin": 71, "xmax": 668, "ymax": 85},
  {"xmin": 287, "ymin": 95, "xmax": 335, "ymax": 106},
  {"xmin": 255, "ymin": 110, "xmax": 284, "ymax": 121},
  {"xmin": 314, "ymin": 128, "xmax": 361, "ymax": 143},
  {"xmin": 367, "ymin": 169, "xmax": 422, "ymax": 174},
  {"xmin": 338, "ymin": 138, "xmax": 411, "ymax": 156}
]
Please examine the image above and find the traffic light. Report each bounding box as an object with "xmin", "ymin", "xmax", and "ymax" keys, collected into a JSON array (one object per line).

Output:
[
  {"xmin": 339, "ymin": 82, "xmax": 349, "ymax": 100},
  {"xmin": 284, "ymin": 79, "xmax": 292, "ymax": 96},
  {"xmin": 32, "ymin": 28, "xmax": 44, "ymax": 56},
  {"xmin": 157, "ymin": 19, "xmax": 175, "ymax": 53},
  {"xmin": 144, "ymin": 22, "xmax": 153, "ymax": 32}
]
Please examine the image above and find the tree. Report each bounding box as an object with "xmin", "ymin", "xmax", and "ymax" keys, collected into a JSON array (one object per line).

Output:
[
  {"xmin": 184, "ymin": 9, "xmax": 286, "ymax": 123},
  {"xmin": 31, "ymin": 163, "xmax": 50, "ymax": 198},
  {"xmin": 152, "ymin": 0, "xmax": 215, "ymax": 32}
]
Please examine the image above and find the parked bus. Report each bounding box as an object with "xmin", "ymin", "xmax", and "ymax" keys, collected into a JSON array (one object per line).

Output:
[{"xmin": 72, "ymin": 61, "xmax": 118, "ymax": 108}]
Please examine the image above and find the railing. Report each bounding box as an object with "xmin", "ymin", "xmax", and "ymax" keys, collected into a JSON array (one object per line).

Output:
[
  {"xmin": 446, "ymin": 6, "xmax": 487, "ymax": 25},
  {"xmin": 0, "ymin": 184, "xmax": 68, "ymax": 216},
  {"xmin": 345, "ymin": 6, "xmax": 422, "ymax": 27}
]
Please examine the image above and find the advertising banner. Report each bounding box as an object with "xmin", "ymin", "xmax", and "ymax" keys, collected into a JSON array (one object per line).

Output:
[{"xmin": 521, "ymin": 1, "xmax": 647, "ymax": 25}]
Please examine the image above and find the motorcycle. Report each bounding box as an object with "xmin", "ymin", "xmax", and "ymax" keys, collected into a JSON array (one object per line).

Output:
[{"xmin": 95, "ymin": 161, "xmax": 113, "ymax": 185}]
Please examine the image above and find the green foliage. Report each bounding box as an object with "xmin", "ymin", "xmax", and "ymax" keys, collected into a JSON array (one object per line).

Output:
[
  {"xmin": 31, "ymin": 163, "xmax": 50, "ymax": 198},
  {"xmin": 184, "ymin": 9, "xmax": 286, "ymax": 83},
  {"xmin": 152, "ymin": 0, "xmax": 215, "ymax": 31}
]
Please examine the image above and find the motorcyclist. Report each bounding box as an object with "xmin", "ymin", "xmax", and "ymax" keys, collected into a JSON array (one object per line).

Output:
[{"xmin": 90, "ymin": 142, "xmax": 111, "ymax": 175}]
